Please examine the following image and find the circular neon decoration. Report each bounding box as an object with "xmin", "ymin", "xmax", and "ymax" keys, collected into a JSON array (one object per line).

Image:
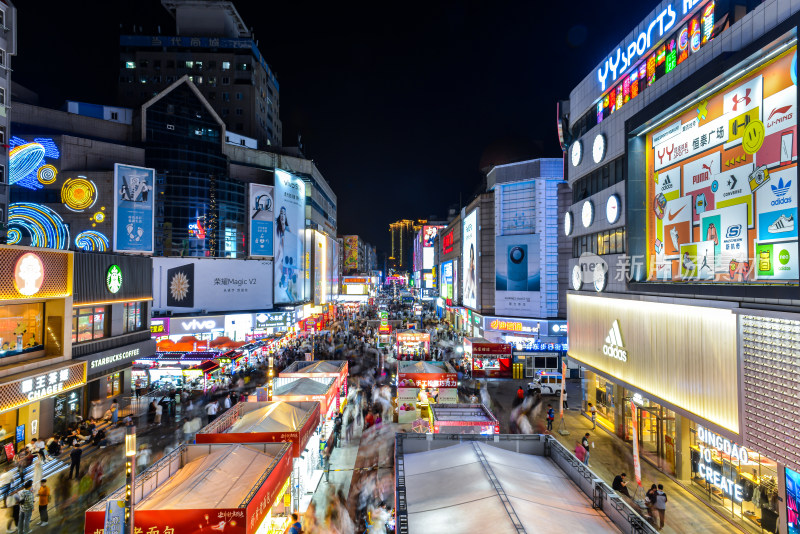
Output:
[
  {"xmin": 9, "ymin": 143, "xmax": 45, "ymax": 185},
  {"xmin": 106, "ymin": 265, "xmax": 123, "ymax": 293},
  {"xmin": 8, "ymin": 203, "xmax": 70, "ymax": 250},
  {"xmin": 94, "ymin": 212, "xmax": 105, "ymax": 223},
  {"xmin": 61, "ymin": 177, "xmax": 97, "ymax": 212},
  {"xmin": 37, "ymin": 164, "xmax": 57, "ymax": 185},
  {"xmin": 14, "ymin": 253, "xmax": 44, "ymax": 297},
  {"xmin": 564, "ymin": 211, "xmax": 573, "ymax": 236},
  {"xmin": 582, "ymin": 200, "xmax": 594, "ymax": 228},
  {"xmin": 75, "ymin": 230, "xmax": 110, "ymax": 251},
  {"xmin": 572, "ymin": 265, "xmax": 583, "ymax": 291},
  {"xmin": 6, "ymin": 228, "xmax": 21, "ymax": 244},
  {"xmin": 606, "ymin": 194, "xmax": 621, "ymax": 224}
]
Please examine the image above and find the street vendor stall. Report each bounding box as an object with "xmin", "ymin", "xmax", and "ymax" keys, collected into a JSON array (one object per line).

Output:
[
  {"xmin": 85, "ymin": 442, "xmax": 294, "ymax": 534},
  {"xmin": 428, "ymin": 403, "xmax": 500, "ymax": 435},
  {"xmin": 396, "ymin": 330, "xmax": 431, "ymax": 360},
  {"xmin": 196, "ymin": 401, "xmax": 323, "ymax": 513},
  {"xmin": 396, "ymin": 361, "xmax": 458, "ymax": 424},
  {"xmin": 279, "ymin": 360, "xmax": 349, "ymax": 411},
  {"xmin": 463, "ymin": 337, "xmax": 513, "ymax": 378},
  {"xmin": 270, "ymin": 377, "xmax": 338, "ymax": 438}
]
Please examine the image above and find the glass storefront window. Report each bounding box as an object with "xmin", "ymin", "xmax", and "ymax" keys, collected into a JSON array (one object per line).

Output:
[
  {"xmin": 623, "ymin": 394, "xmax": 676, "ymax": 476},
  {"xmin": 0, "ymin": 303, "xmax": 44, "ymax": 357},
  {"xmin": 106, "ymin": 373, "xmax": 121, "ymax": 398},
  {"xmin": 123, "ymin": 301, "xmax": 145, "ymax": 333},
  {"xmin": 593, "ymin": 375, "xmax": 615, "ymax": 428},
  {"xmin": 72, "ymin": 306, "xmax": 108, "ymax": 343},
  {"xmin": 687, "ymin": 422, "xmax": 779, "ymax": 533}
]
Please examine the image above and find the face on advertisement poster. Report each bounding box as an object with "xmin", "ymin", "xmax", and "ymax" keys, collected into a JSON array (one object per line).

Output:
[
  {"xmin": 249, "ymin": 184, "xmax": 274, "ymax": 257},
  {"xmin": 113, "ymin": 163, "xmax": 155, "ymax": 253},
  {"xmin": 646, "ymin": 45, "xmax": 798, "ymax": 284},
  {"xmin": 274, "ymin": 170, "xmax": 306, "ymax": 303},
  {"xmin": 462, "ymin": 209, "xmax": 478, "ymax": 308}
]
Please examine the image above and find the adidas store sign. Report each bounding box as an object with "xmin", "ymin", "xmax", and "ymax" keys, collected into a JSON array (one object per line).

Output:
[{"xmin": 602, "ymin": 320, "xmax": 628, "ymax": 362}]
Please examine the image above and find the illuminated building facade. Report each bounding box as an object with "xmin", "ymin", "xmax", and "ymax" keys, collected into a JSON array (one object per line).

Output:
[
  {"xmin": 118, "ymin": 0, "xmax": 282, "ymax": 148},
  {"xmin": 0, "ymin": 2, "xmax": 16, "ymax": 240},
  {"xmin": 561, "ymin": 2, "xmax": 800, "ymax": 532},
  {"xmin": 389, "ymin": 219, "xmax": 426, "ymax": 272}
]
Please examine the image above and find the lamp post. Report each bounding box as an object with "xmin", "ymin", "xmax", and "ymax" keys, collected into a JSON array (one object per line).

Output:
[
  {"xmin": 268, "ymin": 356, "xmax": 274, "ymax": 401},
  {"xmin": 125, "ymin": 426, "xmax": 137, "ymax": 532}
]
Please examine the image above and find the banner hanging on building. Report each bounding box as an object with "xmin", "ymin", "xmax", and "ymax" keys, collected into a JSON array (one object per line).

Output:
[
  {"xmin": 113, "ymin": 164, "xmax": 155, "ymax": 254},
  {"xmin": 248, "ymin": 184, "xmax": 274, "ymax": 258},
  {"xmin": 631, "ymin": 400, "xmax": 642, "ymax": 486},
  {"xmin": 274, "ymin": 170, "xmax": 306, "ymax": 303}
]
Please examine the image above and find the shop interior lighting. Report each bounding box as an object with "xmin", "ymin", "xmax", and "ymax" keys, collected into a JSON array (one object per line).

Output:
[{"xmin": 636, "ymin": 36, "xmax": 797, "ymax": 137}]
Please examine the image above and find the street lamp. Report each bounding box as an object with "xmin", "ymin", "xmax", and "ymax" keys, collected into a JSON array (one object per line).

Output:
[
  {"xmin": 125, "ymin": 426, "xmax": 136, "ymax": 532},
  {"xmin": 268, "ymin": 356, "xmax": 274, "ymax": 401}
]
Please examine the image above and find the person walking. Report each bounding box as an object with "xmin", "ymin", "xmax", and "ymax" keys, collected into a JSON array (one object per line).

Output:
[
  {"xmin": 546, "ymin": 405, "xmax": 555, "ymax": 431},
  {"xmin": 581, "ymin": 433, "xmax": 592, "ymax": 466},
  {"xmin": 562, "ymin": 391, "xmax": 568, "ymax": 410},
  {"xmin": 0, "ymin": 468, "xmax": 12, "ymax": 507},
  {"xmin": 69, "ymin": 446, "xmax": 82, "ymax": 479},
  {"xmin": 110, "ymin": 398, "xmax": 119, "ymax": 426},
  {"xmin": 36, "ymin": 479, "xmax": 49, "ymax": 526},
  {"xmin": 653, "ymin": 484, "xmax": 668, "ymax": 530},
  {"xmin": 154, "ymin": 402, "xmax": 163, "ymax": 425},
  {"xmin": 588, "ymin": 402, "xmax": 597, "ymax": 430},
  {"xmin": 6, "ymin": 490, "xmax": 19, "ymax": 533},
  {"xmin": 17, "ymin": 480, "xmax": 34, "ymax": 534},
  {"xmin": 206, "ymin": 400, "xmax": 219, "ymax": 423}
]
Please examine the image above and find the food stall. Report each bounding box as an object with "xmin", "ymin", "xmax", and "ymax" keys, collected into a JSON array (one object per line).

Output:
[
  {"xmin": 279, "ymin": 360, "xmax": 349, "ymax": 411},
  {"xmin": 195, "ymin": 401, "xmax": 322, "ymax": 513},
  {"xmin": 463, "ymin": 338, "xmax": 513, "ymax": 378},
  {"xmin": 396, "ymin": 361, "xmax": 458, "ymax": 423},
  {"xmin": 271, "ymin": 377, "xmax": 338, "ymax": 438},
  {"xmin": 428, "ymin": 403, "xmax": 500, "ymax": 435},
  {"xmin": 396, "ymin": 330, "xmax": 431, "ymax": 360},
  {"xmin": 85, "ymin": 442, "xmax": 294, "ymax": 534}
]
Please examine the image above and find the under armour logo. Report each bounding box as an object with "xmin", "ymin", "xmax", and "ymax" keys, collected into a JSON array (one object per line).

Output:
[{"xmin": 732, "ymin": 89, "xmax": 752, "ymax": 111}]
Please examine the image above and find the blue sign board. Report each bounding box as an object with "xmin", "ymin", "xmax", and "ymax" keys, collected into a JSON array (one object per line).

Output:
[
  {"xmin": 114, "ymin": 164, "xmax": 155, "ymax": 254},
  {"xmin": 15, "ymin": 425, "xmax": 24, "ymax": 443},
  {"xmin": 249, "ymin": 184, "xmax": 274, "ymax": 257}
]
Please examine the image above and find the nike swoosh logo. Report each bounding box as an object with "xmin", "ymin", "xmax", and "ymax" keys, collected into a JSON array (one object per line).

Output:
[{"xmin": 667, "ymin": 205, "xmax": 686, "ymax": 221}]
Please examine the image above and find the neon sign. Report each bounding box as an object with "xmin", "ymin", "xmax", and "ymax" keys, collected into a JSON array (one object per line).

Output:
[
  {"xmin": 9, "ymin": 137, "xmax": 60, "ymax": 190},
  {"xmin": 7, "ymin": 203, "xmax": 70, "ymax": 250},
  {"xmin": 106, "ymin": 265, "xmax": 123, "ymax": 293},
  {"xmin": 598, "ymin": 5, "xmax": 677, "ymax": 90},
  {"xmin": 696, "ymin": 425, "xmax": 747, "ymax": 502},
  {"xmin": 14, "ymin": 253, "xmax": 44, "ymax": 297},
  {"xmin": 442, "ymin": 230, "xmax": 454, "ymax": 254}
]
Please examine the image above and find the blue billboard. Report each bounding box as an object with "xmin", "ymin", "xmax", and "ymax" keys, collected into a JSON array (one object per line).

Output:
[
  {"xmin": 249, "ymin": 183, "xmax": 274, "ymax": 257},
  {"xmin": 113, "ymin": 163, "xmax": 155, "ymax": 254}
]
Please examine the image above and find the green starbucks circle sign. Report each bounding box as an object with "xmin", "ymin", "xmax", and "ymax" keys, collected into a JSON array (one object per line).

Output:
[{"xmin": 106, "ymin": 265, "xmax": 123, "ymax": 293}]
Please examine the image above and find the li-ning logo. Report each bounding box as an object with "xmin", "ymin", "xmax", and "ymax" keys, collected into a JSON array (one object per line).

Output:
[
  {"xmin": 731, "ymin": 89, "xmax": 752, "ymax": 111},
  {"xmin": 767, "ymin": 106, "xmax": 792, "ymax": 125},
  {"xmin": 602, "ymin": 320, "xmax": 627, "ymax": 362}
]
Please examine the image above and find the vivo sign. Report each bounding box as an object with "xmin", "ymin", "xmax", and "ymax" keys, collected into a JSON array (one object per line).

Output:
[
  {"xmin": 181, "ymin": 319, "xmax": 217, "ymax": 331},
  {"xmin": 597, "ymin": 0, "xmax": 702, "ymax": 90}
]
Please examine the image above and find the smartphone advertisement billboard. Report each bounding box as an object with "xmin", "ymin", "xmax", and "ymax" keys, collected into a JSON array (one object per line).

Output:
[
  {"xmin": 274, "ymin": 170, "xmax": 306, "ymax": 303},
  {"xmin": 495, "ymin": 234, "xmax": 540, "ymax": 315}
]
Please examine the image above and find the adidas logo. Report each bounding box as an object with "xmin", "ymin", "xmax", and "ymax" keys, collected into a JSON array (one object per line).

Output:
[
  {"xmin": 661, "ymin": 176, "xmax": 673, "ymax": 191},
  {"xmin": 771, "ymin": 177, "xmax": 792, "ymax": 197},
  {"xmin": 602, "ymin": 320, "xmax": 628, "ymax": 362}
]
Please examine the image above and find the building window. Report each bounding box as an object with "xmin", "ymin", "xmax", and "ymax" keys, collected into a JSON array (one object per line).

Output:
[
  {"xmin": 123, "ymin": 302, "xmax": 145, "ymax": 334},
  {"xmin": 184, "ymin": 61, "xmax": 194, "ymax": 69},
  {"xmin": 222, "ymin": 61, "xmax": 231, "ymax": 70},
  {"xmin": 154, "ymin": 60, "xmax": 161, "ymax": 69},
  {"xmin": 222, "ymin": 108, "xmax": 230, "ymax": 116},
  {"xmin": 237, "ymin": 62, "xmax": 249, "ymax": 71},
  {"xmin": 106, "ymin": 373, "xmax": 121, "ymax": 398},
  {"xmin": 195, "ymin": 61, "xmax": 203, "ymax": 70},
  {"xmin": 222, "ymin": 92, "xmax": 230, "ymax": 102},
  {"xmin": 110, "ymin": 111, "xmax": 119, "ymax": 120},
  {"xmin": 125, "ymin": 61, "xmax": 135, "ymax": 69},
  {"xmin": 222, "ymin": 77, "xmax": 230, "ymax": 85},
  {"xmin": 572, "ymin": 228, "xmax": 626, "ymax": 257},
  {"xmin": 139, "ymin": 59, "xmax": 149, "ymax": 68},
  {"xmin": 0, "ymin": 126, "xmax": 6, "ymax": 145},
  {"xmin": 236, "ymin": 92, "xmax": 243, "ymax": 100},
  {"xmin": 0, "ymin": 165, "xmax": 5, "ymax": 183},
  {"xmin": 0, "ymin": 303, "xmax": 44, "ymax": 356},
  {"xmin": 140, "ymin": 76, "xmax": 147, "ymax": 84},
  {"xmin": 0, "ymin": 10, "xmax": 5, "ymax": 29},
  {"xmin": 166, "ymin": 60, "xmax": 175, "ymax": 69},
  {"xmin": 72, "ymin": 306, "xmax": 108, "ymax": 343},
  {"xmin": 235, "ymin": 108, "xmax": 243, "ymax": 116}
]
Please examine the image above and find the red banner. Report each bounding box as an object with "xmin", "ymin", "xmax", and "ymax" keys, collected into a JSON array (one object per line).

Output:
[
  {"xmin": 86, "ymin": 508, "xmax": 248, "ymax": 534},
  {"xmin": 396, "ymin": 372, "xmax": 457, "ymax": 389},
  {"xmin": 246, "ymin": 447, "xmax": 294, "ymax": 534},
  {"xmin": 195, "ymin": 403, "xmax": 321, "ymax": 457},
  {"xmin": 471, "ymin": 343, "xmax": 512, "ymax": 356},
  {"xmin": 631, "ymin": 401, "xmax": 642, "ymax": 487}
]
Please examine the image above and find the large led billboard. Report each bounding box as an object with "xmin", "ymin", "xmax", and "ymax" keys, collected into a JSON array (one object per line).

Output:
[
  {"xmin": 248, "ymin": 184, "xmax": 274, "ymax": 258},
  {"xmin": 495, "ymin": 234, "xmax": 540, "ymax": 315},
  {"xmin": 462, "ymin": 209, "xmax": 479, "ymax": 309},
  {"xmin": 274, "ymin": 169, "xmax": 306, "ymax": 303},
  {"xmin": 646, "ymin": 45, "xmax": 798, "ymax": 284},
  {"xmin": 343, "ymin": 235, "xmax": 358, "ymax": 271},
  {"xmin": 440, "ymin": 261, "xmax": 454, "ymax": 299}
]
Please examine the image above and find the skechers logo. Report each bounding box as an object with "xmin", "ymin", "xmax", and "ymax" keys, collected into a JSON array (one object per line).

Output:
[{"xmin": 726, "ymin": 224, "xmax": 742, "ymax": 238}]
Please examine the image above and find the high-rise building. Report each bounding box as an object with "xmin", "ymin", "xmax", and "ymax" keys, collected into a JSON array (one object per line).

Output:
[
  {"xmin": 118, "ymin": 0, "xmax": 282, "ymax": 148},
  {"xmin": 560, "ymin": 2, "xmax": 799, "ymax": 531},
  {"xmin": 0, "ymin": 1, "xmax": 16, "ymax": 239},
  {"xmin": 389, "ymin": 218, "xmax": 430, "ymax": 272}
]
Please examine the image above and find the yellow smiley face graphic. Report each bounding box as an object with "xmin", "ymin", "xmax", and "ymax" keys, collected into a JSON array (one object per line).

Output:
[{"xmin": 742, "ymin": 119, "xmax": 765, "ymax": 154}]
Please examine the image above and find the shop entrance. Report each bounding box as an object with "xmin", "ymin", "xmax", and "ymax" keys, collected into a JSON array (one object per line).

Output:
[{"xmin": 625, "ymin": 396, "xmax": 676, "ymax": 476}]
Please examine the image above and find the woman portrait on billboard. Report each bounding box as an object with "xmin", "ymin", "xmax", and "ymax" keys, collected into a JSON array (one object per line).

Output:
[
  {"xmin": 465, "ymin": 244, "xmax": 476, "ymax": 301},
  {"xmin": 275, "ymin": 206, "xmax": 290, "ymax": 267}
]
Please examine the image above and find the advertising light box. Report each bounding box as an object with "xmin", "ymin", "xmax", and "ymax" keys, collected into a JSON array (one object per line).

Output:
[
  {"xmin": 274, "ymin": 170, "xmax": 306, "ymax": 303},
  {"xmin": 646, "ymin": 45, "xmax": 798, "ymax": 284},
  {"xmin": 462, "ymin": 209, "xmax": 479, "ymax": 309},
  {"xmin": 152, "ymin": 257, "xmax": 273, "ymax": 313}
]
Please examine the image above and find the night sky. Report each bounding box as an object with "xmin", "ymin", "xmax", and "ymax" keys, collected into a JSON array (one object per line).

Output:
[{"xmin": 14, "ymin": 0, "xmax": 655, "ymax": 257}]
